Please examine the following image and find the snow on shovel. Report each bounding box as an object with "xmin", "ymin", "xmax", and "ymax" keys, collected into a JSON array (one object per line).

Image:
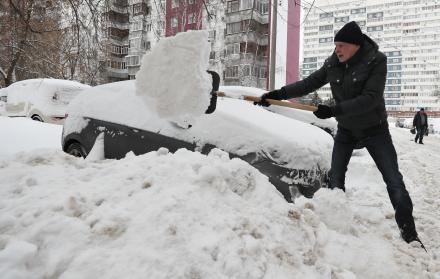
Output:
[{"xmin": 205, "ymin": 71, "xmax": 317, "ymax": 114}]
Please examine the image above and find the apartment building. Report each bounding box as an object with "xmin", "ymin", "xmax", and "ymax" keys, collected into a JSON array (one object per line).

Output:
[
  {"xmin": 164, "ymin": 0, "xmax": 270, "ymax": 89},
  {"xmin": 101, "ymin": 0, "xmax": 284, "ymax": 90},
  {"xmin": 222, "ymin": 0, "xmax": 270, "ymax": 88},
  {"xmin": 102, "ymin": 0, "xmax": 130, "ymax": 82},
  {"xmin": 301, "ymin": 0, "xmax": 440, "ymax": 115},
  {"xmin": 102, "ymin": 0, "xmax": 164, "ymax": 82}
]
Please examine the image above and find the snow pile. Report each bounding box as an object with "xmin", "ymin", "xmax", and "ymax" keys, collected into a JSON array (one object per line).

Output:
[
  {"xmin": 0, "ymin": 119, "xmax": 439, "ymax": 278},
  {"xmin": 136, "ymin": 30, "xmax": 212, "ymax": 125},
  {"xmin": 0, "ymin": 117, "xmax": 62, "ymax": 158}
]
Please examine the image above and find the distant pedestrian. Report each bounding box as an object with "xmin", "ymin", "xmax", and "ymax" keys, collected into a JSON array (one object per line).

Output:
[{"xmin": 413, "ymin": 108, "xmax": 428, "ymax": 144}]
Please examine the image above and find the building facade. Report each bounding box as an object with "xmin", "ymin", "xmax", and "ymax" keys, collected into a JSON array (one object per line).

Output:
[
  {"xmin": 101, "ymin": 0, "xmax": 302, "ymax": 90},
  {"xmin": 301, "ymin": 0, "xmax": 440, "ymax": 114},
  {"xmin": 102, "ymin": 0, "xmax": 164, "ymax": 82}
]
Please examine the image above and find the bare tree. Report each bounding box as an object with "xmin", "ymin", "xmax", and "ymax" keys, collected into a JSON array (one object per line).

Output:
[
  {"xmin": 0, "ymin": 0, "xmax": 64, "ymax": 86},
  {"xmin": 58, "ymin": 0, "xmax": 105, "ymax": 85},
  {"xmin": 0, "ymin": 0, "xmax": 106, "ymax": 87}
]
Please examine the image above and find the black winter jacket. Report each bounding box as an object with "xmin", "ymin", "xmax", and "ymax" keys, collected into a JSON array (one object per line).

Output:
[
  {"xmin": 413, "ymin": 112, "xmax": 428, "ymax": 129},
  {"xmin": 281, "ymin": 35, "xmax": 387, "ymax": 130}
]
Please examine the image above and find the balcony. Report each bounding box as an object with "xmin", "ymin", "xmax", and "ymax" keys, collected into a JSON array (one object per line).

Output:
[
  {"xmin": 106, "ymin": 67, "xmax": 128, "ymax": 79},
  {"xmin": 108, "ymin": 21, "xmax": 129, "ymax": 30},
  {"xmin": 107, "ymin": 2, "xmax": 128, "ymax": 14},
  {"xmin": 225, "ymin": 32, "xmax": 268, "ymax": 46},
  {"xmin": 224, "ymin": 9, "xmax": 268, "ymax": 24}
]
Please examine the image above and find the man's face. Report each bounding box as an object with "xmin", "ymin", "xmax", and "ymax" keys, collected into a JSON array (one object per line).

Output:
[{"xmin": 334, "ymin": 42, "xmax": 360, "ymax": 62}]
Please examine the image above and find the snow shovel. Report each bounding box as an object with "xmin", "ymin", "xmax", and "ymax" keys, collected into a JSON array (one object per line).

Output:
[{"xmin": 205, "ymin": 71, "xmax": 317, "ymax": 114}]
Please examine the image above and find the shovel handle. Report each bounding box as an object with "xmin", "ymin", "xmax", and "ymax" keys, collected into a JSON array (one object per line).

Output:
[{"xmin": 216, "ymin": 92, "xmax": 317, "ymax": 112}]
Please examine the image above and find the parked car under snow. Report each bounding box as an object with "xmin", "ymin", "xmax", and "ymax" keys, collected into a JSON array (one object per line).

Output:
[
  {"xmin": 1, "ymin": 79, "xmax": 90, "ymax": 124},
  {"xmin": 62, "ymin": 80, "xmax": 333, "ymax": 202}
]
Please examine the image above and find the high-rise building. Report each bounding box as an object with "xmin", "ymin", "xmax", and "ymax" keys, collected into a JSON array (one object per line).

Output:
[
  {"xmin": 102, "ymin": 0, "xmax": 164, "ymax": 82},
  {"xmin": 301, "ymin": 0, "xmax": 440, "ymax": 115},
  {"xmin": 221, "ymin": 0, "xmax": 270, "ymax": 88},
  {"xmin": 102, "ymin": 0, "xmax": 130, "ymax": 83}
]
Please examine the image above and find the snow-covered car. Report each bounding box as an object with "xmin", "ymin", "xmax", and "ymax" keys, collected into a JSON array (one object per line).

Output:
[
  {"xmin": 62, "ymin": 80, "xmax": 333, "ymax": 202},
  {"xmin": 1, "ymin": 79, "xmax": 90, "ymax": 124},
  {"xmin": 395, "ymin": 118, "xmax": 406, "ymax": 128}
]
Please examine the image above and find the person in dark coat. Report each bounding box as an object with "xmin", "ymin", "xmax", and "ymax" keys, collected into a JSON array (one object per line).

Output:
[
  {"xmin": 413, "ymin": 108, "xmax": 428, "ymax": 144},
  {"xmin": 256, "ymin": 21, "xmax": 420, "ymax": 245}
]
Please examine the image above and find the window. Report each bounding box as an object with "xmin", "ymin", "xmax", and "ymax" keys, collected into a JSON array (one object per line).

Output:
[
  {"xmin": 367, "ymin": 12, "xmax": 383, "ymax": 19},
  {"xmin": 243, "ymin": 65, "xmax": 250, "ymax": 76},
  {"xmin": 259, "ymin": 67, "xmax": 267, "ymax": 78},
  {"xmin": 111, "ymin": 44, "xmax": 128, "ymax": 54},
  {"xmin": 133, "ymin": 3, "xmax": 142, "ymax": 13},
  {"xmin": 142, "ymin": 40, "xmax": 151, "ymax": 50},
  {"xmin": 319, "ymin": 37, "xmax": 333, "ymax": 43},
  {"xmin": 319, "ymin": 12, "xmax": 333, "ymax": 19},
  {"xmin": 188, "ymin": 13, "xmax": 196, "ymax": 24},
  {"xmin": 171, "ymin": 17, "xmax": 178, "ymax": 28},
  {"xmin": 225, "ymin": 66, "xmax": 239, "ymax": 78},
  {"xmin": 208, "ymin": 30, "xmax": 216, "ymax": 39},
  {"xmin": 356, "ymin": 21, "xmax": 366, "ymax": 27},
  {"xmin": 226, "ymin": 43, "xmax": 240, "ymax": 55},
  {"xmin": 209, "ymin": 51, "xmax": 216, "ymax": 60},
  {"xmin": 172, "ymin": 0, "xmax": 178, "ymax": 8},
  {"xmin": 226, "ymin": 22, "xmax": 241, "ymax": 34},
  {"xmin": 109, "ymin": 60, "xmax": 126, "ymax": 69},
  {"xmin": 227, "ymin": 0, "xmax": 239, "ymax": 13},
  {"xmin": 256, "ymin": 1, "xmax": 268, "ymax": 14},
  {"xmin": 129, "ymin": 38, "xmax": 140, "ymax": 48},
  {"xmin": 303, "ymin": 57, "xmax": 317, "ymax": 63},
  {"xmin": 241, "ymin": 0, "xmax": 252, "ymax": 10},
  {"xmin": 351, "ymin": 7, "xmax": 366, "ymax": 14},
  {"xmin": 133, "ymin": 21, "xmax": 144, "ymax": 31},
  {"xmin": 125, "ymin": 56, "xmax": 140, "ymax": 66},
  {"xmin": 367, "ymin": 25, "xmax": 383, "ymax": 32},
  {"xmin": 335, "ymin": 16, "xmax": 349, "ymax": 23},
  {"xmin": 319, "ymin": 24, "xmax": 333, "ymax": 31}
]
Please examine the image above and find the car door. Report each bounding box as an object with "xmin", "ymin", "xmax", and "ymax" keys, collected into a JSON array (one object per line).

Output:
[{"xmin": 85, "ymin": 119, "xmax": 196, "ymax": 160}]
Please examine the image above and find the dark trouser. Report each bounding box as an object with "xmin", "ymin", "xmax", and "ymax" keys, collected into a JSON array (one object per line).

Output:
[
  {"xmin": 330, "ymin": 124, "xmax": 416, "ymax": 234},
  {"xmin": 415, "ymin": 126, "xmax": 426, "ymax": 143}
]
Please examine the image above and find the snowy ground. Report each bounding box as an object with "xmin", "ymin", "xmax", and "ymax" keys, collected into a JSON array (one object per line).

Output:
[{"xmin": 0, "ymin": 116, "xmax": 439, "ymax": 279}]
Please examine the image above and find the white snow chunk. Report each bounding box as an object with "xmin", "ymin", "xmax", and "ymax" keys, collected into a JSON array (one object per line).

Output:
[{"xmin": 135, "ymin": 30, "xmax": 212, "ymax": 124}]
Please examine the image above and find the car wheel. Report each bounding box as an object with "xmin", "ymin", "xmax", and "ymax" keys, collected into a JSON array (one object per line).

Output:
[
  {"xmin": 66, "ymin": 142, "xmax": 87, "ymax": 158},
  {"xmin": 31, "ymin": 115, "xmax": 43, "ymax": 122}
]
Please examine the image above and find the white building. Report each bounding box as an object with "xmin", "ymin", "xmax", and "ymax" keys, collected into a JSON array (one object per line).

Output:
[{"xmin": 300, "ymin": 0, "xmax": 440, "ymax": 114}]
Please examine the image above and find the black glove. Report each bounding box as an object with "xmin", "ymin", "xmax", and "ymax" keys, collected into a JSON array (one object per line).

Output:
[
  {"xmin": 254, "ymin": 89, "xmax": 283, "ymax": 107},
  {"xmin": 313, "ymin": 104, "xmax": 341, "ymax": 119}
]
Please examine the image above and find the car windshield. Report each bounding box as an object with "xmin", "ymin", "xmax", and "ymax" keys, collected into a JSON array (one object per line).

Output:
[{"xmin": 52, "ymin": 87, "xmax": 85, "ymax": 105}]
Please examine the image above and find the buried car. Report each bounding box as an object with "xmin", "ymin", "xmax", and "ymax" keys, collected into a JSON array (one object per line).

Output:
[
  {"xmin": 62, "ymin": 80, "xmax": 333, "ymax": 202},
  {"xmin": 1, "ymin": 79, "xmax": 90, "ymax": 124}
]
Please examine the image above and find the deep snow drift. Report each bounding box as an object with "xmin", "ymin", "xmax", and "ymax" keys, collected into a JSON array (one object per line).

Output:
[{"xmin": 0, "ymin": 117, "xmax": 439, "ymax": 279}]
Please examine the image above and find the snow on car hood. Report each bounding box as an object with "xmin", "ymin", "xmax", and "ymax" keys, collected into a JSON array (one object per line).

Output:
[{"xmin": 65, "ymin": 80, "xmax": 333, "ymax": 170}]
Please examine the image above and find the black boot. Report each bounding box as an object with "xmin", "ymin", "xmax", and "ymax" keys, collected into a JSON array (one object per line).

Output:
[{"xmin": 400, "ymin": 223, "xmax": 418, "ymax": 243}]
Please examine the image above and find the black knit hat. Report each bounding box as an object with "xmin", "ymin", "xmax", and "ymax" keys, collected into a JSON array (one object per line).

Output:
[{"xmin": 334, "ymin": 21, "xmax": 364, "ymax": 45}]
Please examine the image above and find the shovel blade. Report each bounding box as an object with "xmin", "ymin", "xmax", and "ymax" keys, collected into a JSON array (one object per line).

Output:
[{"xmin": 205, "ymin": 71, "xmax": 220, "ymax": 114}]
